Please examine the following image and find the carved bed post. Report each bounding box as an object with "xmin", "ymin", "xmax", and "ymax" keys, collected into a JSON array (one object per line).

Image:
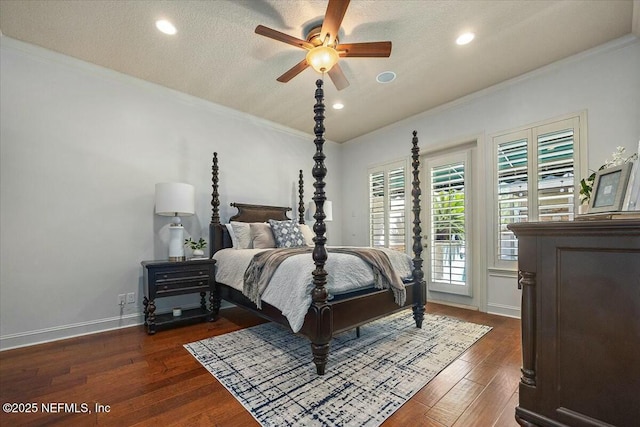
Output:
[
  {"xmin": 298, "ymin": 170, "xmax": 305, "ymax": 225},
  {"xmin": 211, "ymin": 152, "xmax": 220, "ymax": 228},
  {"xmin": 210, "ymin": 152, "xmax": 221, "ymax": 317},
  {"xmin": 411, "ymin": 131, "xmax": 426, "ymax": 328},
  {"xmin": 310, "ymin": 79, "xmax": 331, "ymax": 375}
]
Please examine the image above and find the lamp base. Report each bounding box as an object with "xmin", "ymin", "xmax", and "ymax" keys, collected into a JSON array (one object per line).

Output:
[{"xmin": 168, "ymin": 224, "xmax": 185, "ymax": 262}]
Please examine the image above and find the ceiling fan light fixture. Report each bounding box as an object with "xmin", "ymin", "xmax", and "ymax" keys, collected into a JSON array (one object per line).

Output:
[{"xmin": 306, "ymin": 46, "xmax": 339, "ymax": 73}]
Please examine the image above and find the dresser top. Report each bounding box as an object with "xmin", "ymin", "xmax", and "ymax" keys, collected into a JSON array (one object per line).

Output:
[{"xmin": 508, "ymin": 219, "xmax": 640, "ymax": 237}]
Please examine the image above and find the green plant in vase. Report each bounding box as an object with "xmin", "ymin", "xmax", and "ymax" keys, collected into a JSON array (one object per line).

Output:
[
  {"xmin": 579, "ymin": 171, "xmax": 596, "ymax": 206},
  {"xmin": 184, "ymin": 237, "xmax": 207, "ymax": 258}
]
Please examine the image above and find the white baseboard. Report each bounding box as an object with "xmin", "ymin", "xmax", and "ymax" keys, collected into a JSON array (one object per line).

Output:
[
  {"xmin": 427, "ymin": 299, "xmax": 479, "ymax": 311},
  {"xmin": 0, "ymin": 313, "xmax": 145, "ymax": 351},
  {"xmin": 487, "ymin": 303, "xmax": 521, "ymax": 319},
  {"xmin": 0, "ymin": 302, "xmax": 231, "ymax": 351}
]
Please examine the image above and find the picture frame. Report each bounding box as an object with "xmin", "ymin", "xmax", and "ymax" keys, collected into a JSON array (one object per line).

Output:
[
  {"xmin": 589, "ymin": 163, "xmax": 633, "ymax": 213},
  {"xmin": 622, "ymin": 141, "xmax": 640, "ymax": 211}
]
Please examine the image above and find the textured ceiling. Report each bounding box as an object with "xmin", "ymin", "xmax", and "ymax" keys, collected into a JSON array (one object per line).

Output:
[{"xmin": 0, "ymin": 0, "xmax": 637, "ymax": 143}]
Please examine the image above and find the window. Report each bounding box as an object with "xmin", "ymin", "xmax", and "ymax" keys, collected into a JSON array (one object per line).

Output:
[
  {"xmin": 428, "ymin": 152, "xmax": 471, "ymax": 295},
  {"xmin": 369, "ymin": 161, "xmax": 407, "ymax": 252},
  {"xmin": 493, "ymin": 115, "xmax": 584, "ymax": 266}
]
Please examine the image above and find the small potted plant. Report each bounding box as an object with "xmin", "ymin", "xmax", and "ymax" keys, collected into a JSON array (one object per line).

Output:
[
  {"xmin": 578, "ymin": 172, "xmax": 596, "ymax": 214},
  {"xmin": 184, "ymin": 237, "xmax": 207, "ymax": 258}
]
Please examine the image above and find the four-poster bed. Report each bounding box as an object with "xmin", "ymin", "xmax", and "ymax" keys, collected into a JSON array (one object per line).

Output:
[{"xmin": 208, "ymin": 80, "xmax": 426, "ymax": 375}]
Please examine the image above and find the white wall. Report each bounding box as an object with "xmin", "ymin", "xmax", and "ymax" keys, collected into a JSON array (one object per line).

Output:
[
  {"xmin": 0, "ymin": 37, "xmax": 342, "ymax": 349},
  {"xmin": 340, "ymin": 36, "xmax": 640, "ymax": 316}
]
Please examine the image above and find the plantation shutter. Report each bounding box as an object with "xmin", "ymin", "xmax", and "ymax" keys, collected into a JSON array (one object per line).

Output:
[
  {"xmin": 369, "ymin": 163, "xmax": 406, "ymax": 252},
  {"xmin": 493, "ymin": 115, "xmax": 582, "ymax": 266},
  {"xmin": 536, "ymin": 128, "xmax": 575, "ymax": 222},
  {"xmin": 388, "ymin": 167, "xmax": 406, "ymax": 252},
  {"xmin": 430, "ymin": 162, "xmax": 466, "ymax": 285},
  {"xmin": 497, "ymin": 137, "xmax": 528, "ymax": 261},
  {"xmin": 369, "ymin": 171, "xmax": 386, "ymax": 247}
]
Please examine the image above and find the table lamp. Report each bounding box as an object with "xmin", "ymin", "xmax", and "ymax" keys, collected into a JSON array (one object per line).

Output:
[{"xmin": 155, "ymin": 183, "xmax": 195, "ymax": 261}]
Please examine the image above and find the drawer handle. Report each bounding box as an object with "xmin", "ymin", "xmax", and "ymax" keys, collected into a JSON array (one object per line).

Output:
[
  {"xmin": 199, "ymin": 282, "xmax": 204, "ymax": 286},
  {"xmin": 163, "ymin": 274, "xmax": 168, "ymax": 279},
  {"xmin": 163, "ymin": 285, "xmax": 168, "ymax": 290},
  {"xmin": 199, "ymin": 271, "xmax": 204, "ymax": 275}
]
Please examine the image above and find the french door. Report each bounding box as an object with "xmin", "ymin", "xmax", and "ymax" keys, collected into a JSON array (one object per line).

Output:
[{"xmin": 425, "ymin": 151, "xmax": 472, "ymax": 296}]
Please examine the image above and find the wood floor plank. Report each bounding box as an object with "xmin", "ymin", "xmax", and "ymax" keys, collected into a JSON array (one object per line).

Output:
[
  {"xmin": 493, "ymin": 391, "xmax": 520, "ymax": 427},
  {"xmin": 452, "ymin": 365, "xmax": 521, "ymax": 427},
  {"xmin": 426, "ymin": 378, "xmax": 485, "ymax": 426},
  {"xmin": 0, "ymin": 304, "xmax": 521, "ymax": 426},
  {"xmin": 383, "ymin": 400, "xmax": 444, "ymax": 427},
  {"xmin": 411, "ymin": 358, "xmax": 474, "ymax": 408}
]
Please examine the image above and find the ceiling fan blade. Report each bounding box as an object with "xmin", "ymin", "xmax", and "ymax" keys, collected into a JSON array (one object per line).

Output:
[
  {"xmin": 255, "ymin": 25, "xmax": 314, "ymax": 50},
  {"xmin": 320, "ymin": 0, "xmax": 350, "ymax": 46},
  {"xmin": 337, "ymin": 41, "xmax": 392, "ymax": 57},
  {"xmin": 328, "ymin": 63, "xmax": 350, "ymax": 91},
  {"xmin": 276, "ymin": 59, "xmax": 310, "ymax": 83}
]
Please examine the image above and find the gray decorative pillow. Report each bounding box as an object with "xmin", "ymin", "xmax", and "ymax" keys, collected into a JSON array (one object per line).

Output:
[{"xmin": 268, "ymin": 220, "xmax": 306, "ymax": 248}]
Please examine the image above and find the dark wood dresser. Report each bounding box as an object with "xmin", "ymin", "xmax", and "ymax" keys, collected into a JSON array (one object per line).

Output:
[{"xmin": 509, "ymin": 220, "xmax": 640, "ymax": 427}]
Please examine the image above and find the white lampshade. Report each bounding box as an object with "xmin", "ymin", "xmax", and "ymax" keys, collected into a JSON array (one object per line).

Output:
[
  {"xmin": 155, "ymin": 183, "xmax": 195, "ymax": 262},
  {"xmin": 307, "ymin": 201, "xmax": 333, "ymax": 222},
  {"xmin": 155, "ymin": 183, "xmax": 195, "ymax": 217}
]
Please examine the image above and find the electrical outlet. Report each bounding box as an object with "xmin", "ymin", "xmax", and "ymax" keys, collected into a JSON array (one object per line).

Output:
[
  {"xmin": 126, "ymin": 292, "xmax": 135, "ymax": 304},
  {"xmin": 117, "ymin": 294, "xmax": 126, "ymax": 306}
]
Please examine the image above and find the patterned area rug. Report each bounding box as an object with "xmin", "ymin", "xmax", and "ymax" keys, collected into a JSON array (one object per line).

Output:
[{"xmin": 184, "ymin": 311, "xmax": 491, "ymax": 427}]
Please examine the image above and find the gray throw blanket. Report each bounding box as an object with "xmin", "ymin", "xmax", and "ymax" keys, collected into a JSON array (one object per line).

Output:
[{"xmin": 243, "ymin": 247, "xmax": 407, "ymax": 309}]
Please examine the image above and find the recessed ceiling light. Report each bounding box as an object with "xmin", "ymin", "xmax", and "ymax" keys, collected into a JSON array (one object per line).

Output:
[
  {"xmin": 376, "ymin": 71, "xmax": 396, "ymax": 84},
  {"xmin": 332, "ymin": 103, "xmax": 344, "ymax": 110},
  {"xmin": 156, "ymin": 19, "xmax": 177, "ymax": 35},
  {"xmin": 456, "ymin": 32, "xmax": 475, "ymax": 45}
]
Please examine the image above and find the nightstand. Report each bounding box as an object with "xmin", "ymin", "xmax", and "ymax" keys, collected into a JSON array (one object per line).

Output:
[{"xmin": 141, "ymin": 259, "xmax": 216, "ymax": 334}]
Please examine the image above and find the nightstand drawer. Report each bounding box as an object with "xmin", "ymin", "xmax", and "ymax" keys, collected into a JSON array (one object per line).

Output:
[
  {"xmin": 154, "ymin": 268, "xmax": 209, "ymax": 282},
  {"xmin": 156, "ymin": 278, "xmax": 209, "ymax": 295}
]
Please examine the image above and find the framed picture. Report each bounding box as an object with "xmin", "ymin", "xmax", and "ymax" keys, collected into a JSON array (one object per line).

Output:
[
  {"xmin": 622, "ymin": 141, "xmax": 640, "ymax": 211},
  {"xmin": 589, "ymin": 163, "xmax": 633, "ymax": 213}
]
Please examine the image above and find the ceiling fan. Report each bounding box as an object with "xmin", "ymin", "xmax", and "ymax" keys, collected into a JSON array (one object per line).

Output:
[{"xmin": 255, "ymin": 0, "xmax": 392, "ymax": 91}]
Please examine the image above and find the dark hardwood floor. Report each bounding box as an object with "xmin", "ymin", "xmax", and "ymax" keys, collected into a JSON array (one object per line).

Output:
[{"xmin": 0, "ymin": 303, "xmax": 521, "ymax": 426}]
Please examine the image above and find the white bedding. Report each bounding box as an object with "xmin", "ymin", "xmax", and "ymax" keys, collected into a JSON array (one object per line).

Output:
[{"xmin": 213, "ymin": 247, "xmax": 414, "ymax": 333}]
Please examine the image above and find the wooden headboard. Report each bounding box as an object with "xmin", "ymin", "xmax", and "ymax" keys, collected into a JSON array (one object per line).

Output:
[{"xmin": 229, "ymin": 203, "xmax": 291, "ymax": 223}]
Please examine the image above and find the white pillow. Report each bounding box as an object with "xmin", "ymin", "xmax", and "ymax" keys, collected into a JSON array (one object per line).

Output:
[
  {"xmin": 230, "ymin": 221, "xmax": 252, "ymax": 249},
  {"xmin": 225, "ymin": 224, "xmax": 237, "ymax": 248},
  {"xmin": 298, "ymin": 223, "xmax": 315, "ymax": 246}
]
